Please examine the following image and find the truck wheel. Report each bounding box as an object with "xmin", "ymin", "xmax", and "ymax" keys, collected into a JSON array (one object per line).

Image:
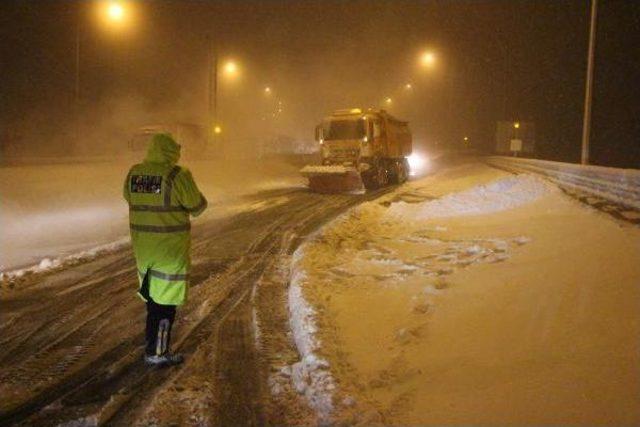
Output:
[
  {"xmin": 389, "ymin": 160, "xmax": 409, "ymax": 185},
  {"xmin": 388, "ymin": 161, "xmax": 400, "ymax": 185},
  {"xmin": 402, "ymin": 158, "xmax": 410, "ymax": 182},
  {"xmin": 396, "ymin": 161, "xmax": 407, "ymax": 184},
  {"xmin": 378, "ymin": 164, "xmax": 389, "ymax": 187},
  {"xmin": 363, "ymin": 163, "xmax": 387, "ymax": 190},
  {"xmin": 362, "ymin": 171, "xmax": 377, "ymax": 190}
]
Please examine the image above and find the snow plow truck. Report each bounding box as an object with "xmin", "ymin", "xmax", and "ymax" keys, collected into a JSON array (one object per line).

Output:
[{"xmin": 301, "ymin": 108, "xmax": 412, "ymax": 193}]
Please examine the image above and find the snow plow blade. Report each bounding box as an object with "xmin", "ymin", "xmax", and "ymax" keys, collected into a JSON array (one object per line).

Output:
[{"xmin": 300, "ymin": 165, "xmax": 364, "ymax": 193}]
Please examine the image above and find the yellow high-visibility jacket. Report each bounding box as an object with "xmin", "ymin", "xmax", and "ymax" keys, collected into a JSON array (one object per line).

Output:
[{"xmin": 123, "ymin": 133, "xmax": 207, "ymax": 305}]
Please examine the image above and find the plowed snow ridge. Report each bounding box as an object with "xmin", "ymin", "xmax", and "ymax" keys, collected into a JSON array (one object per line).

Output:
[
  {"xmin": 286, "ymin": 174, "xmax": 555, "ymax": 422},
  {"xmin": 387, "ymin": 174, "xmax": 556, "ymax": 220},
  {"xmin": 287, "ymin": 247, "xmax": 334, "ymax": 422}
]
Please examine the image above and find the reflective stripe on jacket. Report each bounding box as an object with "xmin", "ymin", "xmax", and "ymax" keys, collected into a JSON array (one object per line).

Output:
[{"xmin": 123, "ymin": 133, "xmax": 207, "ymax": 305}]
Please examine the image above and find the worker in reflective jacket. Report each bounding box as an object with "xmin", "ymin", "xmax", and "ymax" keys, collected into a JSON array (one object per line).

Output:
[{"xmin": 123, "ymin": 133, "xmax": 207, "ymax": 366}]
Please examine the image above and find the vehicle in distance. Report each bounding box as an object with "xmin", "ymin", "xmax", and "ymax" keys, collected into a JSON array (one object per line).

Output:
[{"xmin": 301, "ymin": 108, "xmax": 412, "ymax": 192}]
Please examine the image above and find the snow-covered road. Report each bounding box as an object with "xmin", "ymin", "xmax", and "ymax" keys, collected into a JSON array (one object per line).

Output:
[
  {"xmin": 288, "ymin": 161, "xmax": 640, "ymax": 424},
  {"xmin": 0, "ymin": 176, "xmax": 394, "ymax": 426}
]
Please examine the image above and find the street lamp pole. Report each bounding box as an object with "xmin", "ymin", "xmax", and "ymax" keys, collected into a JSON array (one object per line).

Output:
[
  {"xmin": 75, "ymin": 29, "xmax": 80, "ymax": 108},
  {"xmin": 207, "ymin": 35, "xmax": 221, "ymax": 148},
  {"xmin": 207, "ymin": 36, "xmax": 215, "ymax": 145},
  {"xmin": 581, "ymin": 0, "xmax": 598, "ymax": 165},
  {"xmin": 213, "ymin": 45, "xmax": 218, "ymax": 140},
  {"xmin": 74, "ymin": 13, "xmax": 81, "ymax": 153},
  {"xmin": 498, "ymin": 40, "xmax": 509, "ymax": 121}
]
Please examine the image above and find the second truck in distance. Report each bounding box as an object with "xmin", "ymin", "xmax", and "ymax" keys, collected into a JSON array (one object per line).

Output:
[{"xmin": 301, "ymin": 108, "xmax": 412, "ymax": 193}]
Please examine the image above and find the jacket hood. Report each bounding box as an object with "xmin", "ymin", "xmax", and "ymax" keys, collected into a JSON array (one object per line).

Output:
[{"xmin": 145, "ymin": 133, "xmax": 181, "ymax": 165}]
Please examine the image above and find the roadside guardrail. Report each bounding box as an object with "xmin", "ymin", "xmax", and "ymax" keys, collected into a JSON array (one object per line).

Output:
[{"xmin": 485, "ymin": 156, "xmax": 640, "ymax": 210}]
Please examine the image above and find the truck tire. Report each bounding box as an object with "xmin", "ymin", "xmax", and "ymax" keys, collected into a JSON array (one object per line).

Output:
[
  {"xmin": 363, "ymin": 161, "xmax": 388, "ymax": 190},
  {"xmin": 399, "ymin": 158, "xmax": 409, "ymax": 183},
  {"xmin": 388, "ymin": 160, "xmax": 400, "ymax": 185},
  {"xmin": 402, "ymin": 158, "xmax": 410, "ymax": 183},
  {"xmin": 388, "ymin": 159, "xmax": 409, "ymax": 185},
  {"xmin": 379, "ymin": 165, "xmax": 389, "ymax": 187}
]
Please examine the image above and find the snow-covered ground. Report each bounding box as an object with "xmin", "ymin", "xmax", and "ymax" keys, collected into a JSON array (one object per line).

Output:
[
  {"xmin": 286, "ymin": 161, "xmax": 640, "ymax": 424},
  {"xmin": 0, "ymin": 156, "xmax": 304, "ymax": 273}
]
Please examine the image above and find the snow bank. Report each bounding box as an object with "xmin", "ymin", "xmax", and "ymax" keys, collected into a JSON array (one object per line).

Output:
[
  {"xmin": 287, "ymin": 246, "xmax": 335, "ymax": 422},
  {"xmin": 486, "ymin": 156, "xmax": 640, "ymax": 210},
  {"xmin": 1, "ymin": 237, "xmax": 129, "ymax": 280},
  {"xmin": 311, "ymin": 166, "xmax": 640, "ymax": 424},
  {"xmin": 387, "ymin": 174, "xmax": 556, "ymax": 221},
  {"xmin": 286, "ymin": 163, "xmax": 640, "ymax": 424},
  {"xmin": 282, "ymin": 171, "xmax": 556, "ymax": 422}
]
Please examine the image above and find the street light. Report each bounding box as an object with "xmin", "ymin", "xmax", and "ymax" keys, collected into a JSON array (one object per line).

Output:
[
  {"xmin": 74, "ymin": 1, "xmax": 130, "ymax": 153},
  {"xmin": 207, "ymin": 53, "xmax": 241, "ymax": 145},
  {"xmin": 513, "ymin": 122, "xmax": 520, "ymax": 129},
  {"xmin": 223, "ymin": 60, "xmax": 238, "ymax": 76},
  {"xmin": 98, "ymin": 1, "xmax": 130, "ymax": 28},
  {"xmin": 405, "ymin": 83, "xmax": 413, "ymax": 90},
  {"xmin": 420, "ymin": 51, "xmax": 436, "ymax": 68},
  {"xmin": 385, "ymin": 97, "xmax": 392, "ymax": 105},
  {"xmin": 106, "ymin": 2, "xmax": 125, "ymax": 21},
  {"xmin": 264, "ymin": 86, "xmax": 272, "ymax": 95}
]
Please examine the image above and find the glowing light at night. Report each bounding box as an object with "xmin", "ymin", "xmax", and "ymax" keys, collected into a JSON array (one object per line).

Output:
[
  {"xmin": 107, "ymin": 2, "xmax": 125, "ymax": 21},
  {"xmin": 223, "ymin": 61, "xmax": 238, "ymax": 75},
  {"xmin": 97, "ymin": 1, "xmax": 133, "ymax": 30},
  {"xmin": 407, "ymin": 152, "xmax": 430, "ymax": 176},
  {"xmin": 420, "ymin": 51, "xmax": 436, "ymax": 67}
]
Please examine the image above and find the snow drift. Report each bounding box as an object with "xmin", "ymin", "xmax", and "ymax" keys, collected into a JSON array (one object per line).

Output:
[
  {"xmin": 387, "ymin": 174, "xmax": 556, "ymax": 221},
  {"xmin": 284, "ymin": 171, "xmax": 560, "ymax": 423}
]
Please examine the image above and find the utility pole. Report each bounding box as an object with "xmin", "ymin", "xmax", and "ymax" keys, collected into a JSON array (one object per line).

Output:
[
  {"xmin": 207, "ymin": 35, "xmax": 218, "ymax": 148},
  {"xmin": 581, "ymin": 0, "xmax": 598, "ymax": 165},
  {"xmin": 207, "ymin": 35, "xmax": 212, "ymax": 145},
  {"xmin": 213, "ymin": 43, "xmax": 218, "ymax": 141},
  {"xmin": 501, "ymin": 41, "xmax": 509, "ymax": 122},
  {"xmin": 74, "ymin": 14, "xmax": 81, "ymax": 154}
]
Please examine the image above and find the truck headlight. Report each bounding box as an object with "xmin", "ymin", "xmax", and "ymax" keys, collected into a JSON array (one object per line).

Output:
[{"xmin": 407, "ymin": 152, "xmax": 429, "ymax": 176}]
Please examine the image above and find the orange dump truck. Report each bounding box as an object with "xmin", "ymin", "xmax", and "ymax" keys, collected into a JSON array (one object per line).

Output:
[{"xmin": 301, "ymin": 108, "xmax": 412, "ymax": 192}]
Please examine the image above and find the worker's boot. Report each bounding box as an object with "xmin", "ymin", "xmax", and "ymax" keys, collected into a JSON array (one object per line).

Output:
[
  {"xmin": 144, "ymin": 352, "xmax": 184, "ymax": 366},
  {"xmin": 144, "ymin": 318, "xmax": 184, "ymax": 366}
]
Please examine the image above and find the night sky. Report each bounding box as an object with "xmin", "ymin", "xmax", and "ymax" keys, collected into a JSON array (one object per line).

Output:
[{"xmin": 1, "ymin": 0, "xmax": 639, "ymax": 167}]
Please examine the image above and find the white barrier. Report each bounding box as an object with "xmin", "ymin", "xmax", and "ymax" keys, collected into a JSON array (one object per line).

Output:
[{"xmin": 485, "ymin": 156, "xmax": 640, "ymax": 210}]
